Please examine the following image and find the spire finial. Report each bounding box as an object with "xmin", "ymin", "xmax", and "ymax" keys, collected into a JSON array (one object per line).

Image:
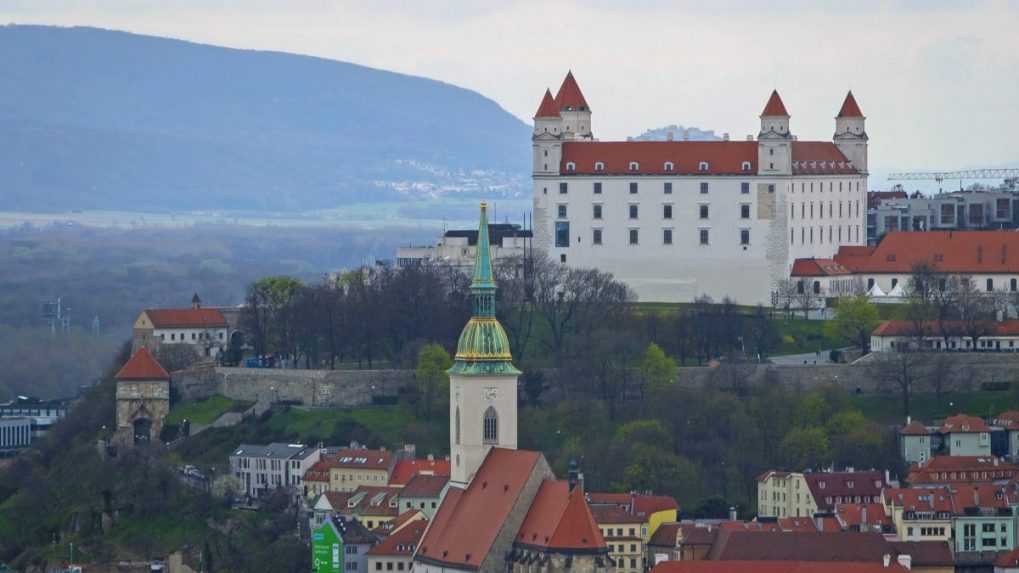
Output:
[{"xmin": 472, "ymin": 203, "xmax": 495, "ymax": 291}]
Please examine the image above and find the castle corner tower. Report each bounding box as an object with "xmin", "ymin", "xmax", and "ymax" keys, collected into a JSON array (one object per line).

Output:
[
  {"xmin": 834, "ymin": 90, "xmax": 868, "ymax": 173},
  {"xmin": 448, "ymin": 203, "xmax": 521, "ymax": 488},
  {"xmin": 758, "ymin": 89, "xmax": 793, "ymax": 175}
]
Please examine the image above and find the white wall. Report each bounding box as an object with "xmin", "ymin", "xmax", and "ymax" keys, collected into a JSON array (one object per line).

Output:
[{"xmin": 449, "ymin": 373, "xmax": 518, "ymax": 487}]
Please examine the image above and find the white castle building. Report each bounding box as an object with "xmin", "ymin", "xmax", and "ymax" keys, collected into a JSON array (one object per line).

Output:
[{"xmin": 531, "ymin": 72, "xmax": 870, "ymax": 304}]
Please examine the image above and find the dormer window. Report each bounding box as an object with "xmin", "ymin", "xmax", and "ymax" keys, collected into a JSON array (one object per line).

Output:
[
  {"xmin": 819, "ymin": 481, "xmax": 826, "ymax": 489},
  {"xmin": 629, "ymin": 161, "xmax": 640, "ymax": 172},
  {"xmin": 664, "ymin": 161, "xmax": 675, "ymax": 172},
  {"xmin": 594, "ymin": 161, "xmax": 605, "ymax": 172},
  {"xmin": 698, "ymin": 161, "xmax": 709, "ymax": 172},
  {"xmin": 741, "ymin": 161, "xmax": 752, "ymax": 172},
  {"xmin": 566, "ymin": 161, "xmax": 576, "ymax": 172}
]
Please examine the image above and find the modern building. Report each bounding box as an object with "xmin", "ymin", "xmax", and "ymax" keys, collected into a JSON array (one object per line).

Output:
[
  {"xmin": 131, "ymin": 294, "xmax": 231, "ymax": 360},
  {"xmin": 531, "ymin": 72, "xmax": 869, "ymax": 304},
  {"xmin": 311, "ymin": 516, "xmax": 378, "ymax": 573},
  {"xmin": 229, "ymin": 442, "xmax": 321, "ymax": 498},
  {"xmin": 951, "ymin": 484, "xmax": 1018, "ymax": 554},
  {"xmin": 395, "ymin": 223, "xmax": 532, "ymax": 272},
  {"xmin": 868, "ymin": 188, "xmax": 1019, "ymax": 245},
  {"xmin": 0, "ymin": 418, "xmax": 31, "ymax": 451},
  {"xmin": 113, "ymin": 348, "xmax": 171, "ymax": 446},
  {"xmin": 0, "ymin": 396, "xmax": 69, "ymax": 440}
]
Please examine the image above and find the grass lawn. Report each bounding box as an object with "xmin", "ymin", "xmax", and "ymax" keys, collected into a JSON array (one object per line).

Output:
[
  {"xmin": 851, "ymin": 389, "xmax": 1019, "ymax": 425},
  {"xmin": 772, "ymin": 317, "xmax": 847, "ymax": 355},
  {"xmin": 166, "ymin": 395, "xmax": 252, "ymax": 426}
]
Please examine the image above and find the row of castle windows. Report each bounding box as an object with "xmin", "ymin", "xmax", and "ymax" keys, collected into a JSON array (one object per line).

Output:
[
  {"xmin": 559, "ymin": 226, "xmax": 748, "ymax": 248},
  {"xmin": 791, "ymin": 200, "xmax": 861, "ymax": 220},
  {"xmin": 559, "ymin": 202, "xmax": 751, "ymax": 221},
  {"xmin": 556, "ymin": 181, "xmax": 765, "ymax": 195},
  {"xmin": 564, "ymin": 160, "xmax": 750, "ymax": 173},
  {"xmin": 790, "ymin": 225, "xmax": 861, "ymax": 246}
]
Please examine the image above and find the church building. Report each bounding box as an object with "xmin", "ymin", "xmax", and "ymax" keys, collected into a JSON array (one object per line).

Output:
[
  {"xmin": 531, "ymin": 72, "xmax": 869, "ymax": 304},
  {"xmin": 413, "ymin": 204, "xmax": 613, "ymax": 573}
]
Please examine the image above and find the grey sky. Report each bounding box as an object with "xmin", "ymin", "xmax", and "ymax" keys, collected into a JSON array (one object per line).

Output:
[{"xmin": 2, "ymin": 0, "xmax": 1018, "ymax": 170}]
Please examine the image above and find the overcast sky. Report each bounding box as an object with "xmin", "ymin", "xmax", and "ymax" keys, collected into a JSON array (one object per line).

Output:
[{"xmin": 3, "ymin": 1, "xmax": 1018, "ymax": 170}]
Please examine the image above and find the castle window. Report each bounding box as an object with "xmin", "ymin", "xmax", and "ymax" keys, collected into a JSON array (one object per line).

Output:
[
  {"xmin": 629, "ymin": 161, "xmax": 640, "ymax": 172},
  {"xmin": 594, "ymin": 182, "xmax": 602, "ymax": 194},
  {"xmin": 593, "ymin": 204, "xmax": 603, "ymax": 220},
  {"xmin": 559, "ymin": 182, "xmax": 568, "ymax": 194},
  {"xmin": 740, "ymin": 204, "xmax": 751, "ymax": 219},
  {"xmin": 664, "ymin": 182, "xmax": 672, "ymax": 194},
  {"xmin": 663, "ymin": 204, "xmax": 673, "ymax": 220},
  {"xmin": 741, "ymin": 182, "xmax": 750, "ymax": 194},
  {"xmin": 483, "ymin": 407, "xmax": 498, "ymax": 444},
  {"xmin": 664, "ymin": 161, "xmax": 674, "ymax": 172},
  {"xmin": 699, "ymin": 228, "xmax": 710, "ymax": 245},
  {"xmin": 698, "ymin": 161, "xmax": 709, "ymax": 172},
  {"xmin": 699, "ymin": 204, "xmax": 709, "ymax": 219},
  {"xmin": 700, "ymin": 182, "xmax": 709, "ymax": 194},
  {"xmin": 593, "ymin": 229, "xmax": 603, "ymax": 245},
  {"xmin": 987, "ymin": 278, "xmax": 994, "ymax": 292},
  {"xmin": 742, "ymin": 161, "xmax": 752, "ymax": 172},
  {"xmin": 595, "ymin": 161, "xmax": 605, "ymax": 172},
  {"xmin": 629, "ymin": 204, "xmax": 639, "ymax": 219},
  {"xmin": 630, "ymin": 182, "xmax": 638, "ymax": 194},
  {"xmin": 566, "ymin": 162, "xmax": 576, "ymax": 172},
  {"xmin": 1011, "ymin": 278, "xmax": 1017, "ymax": 292},
  {"xmin": 629, "ymin": 229, "xmax": 639, "ymax": 245},
  {"xmin": 557, "ymin": 204, "xmax": 567, "ymax": 219},
  {"xmin": 741, "ymin": 229, "xmax": 751, "ymax": 246},
  {"xmin": 663, "ymin": 229, "xmax": 673, "ymax": 245}
]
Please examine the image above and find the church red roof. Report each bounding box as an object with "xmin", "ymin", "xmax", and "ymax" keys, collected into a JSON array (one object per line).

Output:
[
  {"xmin": 535, "ymin": 88, "xmax": 559, "ymax": 118},
  {"xmin": 517, "ymin": 480, "xmax": 606, "ymax": 552},
  {"xmin": 554, "ymin": 71, "xmax": 589, "ymax": 111},
  {"xmin": 761, "ymin": 90, "xmax": 789, "ymax": 117},
  {"xmin": 115, "ymin": 347, "xmax": 170, "ymax": 381},
  {"xmin": 838, "ymin": 91, "xmax": 864, "ymax": 118}
]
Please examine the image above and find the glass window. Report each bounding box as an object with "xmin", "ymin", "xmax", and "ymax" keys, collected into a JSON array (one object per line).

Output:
[
  {"xmin": 699, "ymin": 229, "xmax": 709, "ymax": 245},
  {"xmin": 630, "ymin": 204, "xmax": 639, "ymax": 219},
  {"xmin": 594, "ymin": 182, "xmax": 602, "ymax": 194},
  {"xmin": 629, "ymin": 229, "xmax": 639, "ymax": 245},
  {"xmin": 557, "ymin": 204, "xmax": 567, "ymax": 218},
  {"xmin": 593, "ymin": 229, "xmax": 602, "ymax": 245},
  {"xmin": 555, "ymin": 221, "xmax": 570, "ymax": 248},
  {"xmin": 664, "ymin": 204, "xmax": 673, "ymax": 219},
  {"xmin": 741, "ymin": 182, "xmax": 750, "ymax": 194},
  {"xmin": 663, "ymin": 229, "xmax": 673, "ymax": 245},
  {"xmin": 699, "ymin": 204, "xmax": 709, "ymax": 219},
  {"xmin": 593, "ymin": 204, "xmax": 602, "ymax": 219},
  {"xmin": 559, "ymin": 182, "xmax": 567, "ymax": 194},
  {"xmin": 483, "ymin": 407, "xmax": 498, "ymax": 443},
  {"xmin": 700, "ymin": 182, "xmax": 709, "ymax": 194},
  {"xmin": 664, "ymin": 182, "xmax": 672, "ymax": 194},
  {"xmin": 630, "ymin": 182, "xmax": 638, "ymax": 194},
  {"xmin": 741, "ymin": 229, "xmax": 750, "ymax": 245},
  {"xmin": 741, "ymin": 204, "xmax": 750, "ymax": 219}
]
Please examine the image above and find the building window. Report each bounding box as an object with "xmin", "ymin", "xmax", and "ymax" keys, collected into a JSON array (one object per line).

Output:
[
  {"xmin": 595, "ymin": 161, "xmax": 605, "ymax": 172},
  {"xmin": 593, "ymin": 229, "xmax": 603, "ymax": 245},
  {"xmin": 1011, "ymin": 278, "xmax": 1017, "ymax": 292},
  {"xmin": 699, "ymin": 229, "xmax": 710, "ymax": 245},
  {"xmin": 455, "ymin": 407, "xmax": 461, "ymax": 445},
  {"xmin": 557, "ymin": 204, "xmax": 567, "ymax": 219},
  {"xmin": 593, "ymin": 204, "xmax": 603, "ymax": 219},
  {"xmin": 987, "ymin": 278, "xmax": 994, "ymax": 292},
  {"xmin": 699, "ymin": 204, "xmax": 709, "ymax": 219},
  {"xmin": 741, "ymin": 182, "xmax": 750, "ymax": 194},
  {"xmin": 555, "ymin": 221, "xmax": 570, "ymax": 248},
  {"xmin": 664, "ymin": 204, "xmax": 673, "ymax": 219},
  {"xmin": 741, "ymin": 229, "xmax": 750, "ymax": 246},
  {"xmin": 483, "ymin": 407, "xmax": 498, "ymax": 443},
  {"xmin": 629, "ymin": 161, "xmax": 639, "ymax": 171},
  {"xmin": 699, "ymin": 161, "xmax": 709, "ymax": 172},
  {"xmin": 664, "ymin": 161, "xmax": 674, "ymax": 172},
  {"xmin": 664, "ymin": 182, "xmax": 672, "ymax": 194},
  {"xmin": 663, "ymin": 229, "xmax": 673, "ymax": 245},
  {"xmin": 741, "ymin": 204, "xmax": 750, "ymax": 219},
  {"xmin": 700, "ymin": 182, "xmax": 709, "ymax": 194},
  {"xmin": 630, "ymin": 204, "xmax": 639, "ymax": 219},
  {"xmin": 594, "ymin": 181, "xmax": 602, "ymax": 194},
  {"xmin": 741, "ymin": 161, "xmax": 752, "ymax": 172},
  {"xmin": 559, "ymin": 182, "xmax": 568, "ymax": 194},
  {"xmin": 566, "ymin": 162, "xmax": 576, "ymax": 172},
  {"xmin": 630, "ymin": 182, "xmax": 638, "ymax": 194},
  {"xmin": 629, "ymin": 229, "xmax": 639, "ymax": 245}
]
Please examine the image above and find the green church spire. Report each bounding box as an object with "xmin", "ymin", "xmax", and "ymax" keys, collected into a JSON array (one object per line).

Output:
[{"xmin": 449, "ymin": 203, "xmax": 521, "ymax": 376}]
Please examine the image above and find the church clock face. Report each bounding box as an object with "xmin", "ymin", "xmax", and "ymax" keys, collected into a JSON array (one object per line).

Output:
[{"xmin": 483, "ymin": 387, "xmax": 498, "ymax": 401}]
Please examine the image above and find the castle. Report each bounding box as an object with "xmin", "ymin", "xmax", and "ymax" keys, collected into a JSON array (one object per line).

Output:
[{"xmin": 531, "ymin": 72, "xmax": 869, "ymax": 304}]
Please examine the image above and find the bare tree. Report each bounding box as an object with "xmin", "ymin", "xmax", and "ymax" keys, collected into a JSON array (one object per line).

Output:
[
  {"xmin": 773, "ymin": 279, "xmax": 798, "ymax": 319},
  {"xmin": 907, "ymin": 261, "xmax": 942, "ymax": 305},
  {"xmin": 872, "ymin": 342, "xmax": 927, "ymax": 417}
]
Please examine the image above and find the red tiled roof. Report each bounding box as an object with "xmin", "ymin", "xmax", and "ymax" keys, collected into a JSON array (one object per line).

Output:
[
  {"xmin": 834, "ymin": 231, "xmax": 1019, "ymax": 274},
  {"xmin": 344, "ymin": 486, "xmax": 401, "ymax": 517},
  {"xmin": 590, "ymin": 504, "xmax": 646, "ymax": 526},
  {"xmin": 144, "ymin": 308, "xmax": 227, "ymax": 329},
  {"xmin": 587, "ymin": 492, "xmax": 679, "ymax": 515},
  {"xmin": 838, "ymin": 91, "xmax": 864, "ymax": 118},
  {"xmin": 791, "ymin": 142, "xmax": 858, "ymax": 174},
  {"xmin": 115, "ymin": 348, "xmax": 170, "ymax": 381},
  {"xmin": 790, "ymin": 258, "xmax": 852, "ymax": 277},
  {"xmin": 905, "ymin": 456, "xmax": 1019, "ymax": 485},
  {"xmin": 653, "ymin": 561, "xmax": 908, "ymax": 573},
  {"xmin": 517, "ymin": 481, "xmax": 606, "ymax": 552},
  {"xmin": 323, "ymin": 491, "xmax": 352, "ymax": 510},
  {"xmin": 390, "ymin": 458, "xmax": 451, "ymax": 486},
  {"xmin": 888, "ymin": 541, "xmax": 953, "ymax": 567},
  {"xmin": 326, "ymin": 449, "xmax": 394, "ymax": 471},
  {"xmin": 803, "ymin": 471, "xmax": 886, "ymax": 511},
  {"xmin": 535, "ymin": 88, "xmax": 559, "ymax": 118},
  {"xmin": 883, "ymin": 487, "xmax": 954, "ymax": 514},
  {"xmin": 368, "ymin": 520, "xmax": 427, "ymax": 556},
  {"xmin": 305, "ymin": 459, "xmax": 336, "ymax": 483},
  {"xmin": 416, "ymin": 448, "xmax": 542, "ymax": 569},
  {"xmin": 776, "ymin": 518, "xmax": 818, "ymax": 533},
  {"xmin": 761, "ymin": 90, "xmax": 789, "ymax": 117},
  {"xmin": 648, "ymin": 523, "xmax": 681, "ymax": 547},
  {"xmin": 871, "ymin": 320, "xmax": 1019, "ymax": 338},
  {"xmin": 940, "ymin": 414, "xmax": 991, "ymax": 434},
  {"xmin": 372, "ymin": 509, "xmax": 424, "ymax": 536},
  {"xmin": 707, "ymin": 531, "xmax": 894, "ymax": 562},
  {"xmin": 554, "ymin": 71, "xmax": 589, "ymax": 111},
  {"xmin": 994, "ymin": 411, "xmax": 1019, "ymax": 430},
  {"xmin": 996, "ymin": 546, "xmax": 1019, "ymax": 567},
  {"xmin": 835, "ymin": 503, "xmax": 891, "ymax": 529},
  {"xmin": 951, "ymin": 483, "xmax": 1017, "ymax": 509},
  {"xmin": 560, "ymin": 140, "xmax": 757, "ymax": 175},
  {"xmin": 401, "ymin": 474, "xmax": 448, "ymax": 498},
  {"xmin": 900, "ymin": 421, "xmax": 930, "ymax": 436}
]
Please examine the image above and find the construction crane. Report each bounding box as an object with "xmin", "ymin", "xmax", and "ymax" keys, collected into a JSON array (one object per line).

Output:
[{"xmin": 887, "ymin": 168, "xmax": 1019, "ymax": 192}]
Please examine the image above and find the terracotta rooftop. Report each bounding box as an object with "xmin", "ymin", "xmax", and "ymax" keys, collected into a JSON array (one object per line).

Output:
[
  {"xmin": 994, "ymin": 411, "xmax": 1019, "ymax": 430},
  {"xmin": 791, "ymin": 142, "xmax": 858, "ymax": 175},
  {"xmin": 590, "ymin": 504, "xmax": 646, "ymax": 526},
  {"xmin": 587, "ymin": 492, "xmax": 679, "ymax": 515},
  {"xmin": 535, "ymin": 88, "xmax": 559, "ymax": 118},
  {"xmin": 554, "ymin": 71, "xmax": 589, "ymax": 111},
  {"xmin": 707, "ymin": 530, "xmax": 894, "ymax": 562},
  {"xmin": 326, "ymin": 448, "xmax": 394, "ymax": 471},
  {"xmin": 761, "ymin": 90, "xmax": 789, "ymax": 117},
  {"xmin": 790, "ymin": 258, "xmax": 853, "ymax": 277},
  {"xmin": 888, "ymin": 541, "xmax": 953, "ymax": 567},
  {"xmin": 390, "ymin": 458, "xmax": 451, "ymax": 486},
  {"xmin": 367, "ymin": 520, "xmax": 427, "ymax": 556},
  {"xmin": 115, "ymin": 348, "xmax": 170, "ymax": 381},
  {"xmin": 833, "ymin": 231, "xmax": 1019, "ymax": 274},
  {"xmin": 940, "ymin": 414, "xmax": 991, "ymax": 434},
  {"xmin": 996, "ymin": 547, "xmax": 1019, "ymax": 567},
  {"xmin": 872, "ymin": 319, "xmax": 1019, "ymax": 338},
  {"xmin": 401, "ymin": 474, "xmax": 449, "ymax": 498},
  {"xmin": 516, "ymin": 480, "xmax": 606, "ymax": 552},
  {"xmin": 653, "ymin": 561, "xmax": 908, "ymax": 573},
  {"xmin": 905, "ymin": 456, "xmax": 1018, "ymax": 485},
  {"xmin": 803, "ymin": 471, "xmax": 886, "ymax": 511},
  {"xmin": 835, "ymin": 503, "xmax": 891, "ymax": 529},
  {"xmin": 560, "ymin": 140, "xmax": 757, "ymax": 176},
  {"xmin": 837, "ymin": 91, "xmax": 864, "ymax": 118},
  {"xmin": 144, "ymin": 308, "xmax": 227, "ymax": 329},
  {"xmin": 648, "ymin": 522, "xmax": 682, "ymax": 547},
  {"xmin": 900, "ymin": 421, "xmax": 930, "ymax": 436},
  {"xmin": 882, "ymin": 487, "xmax": 954, "ymax": 514}
]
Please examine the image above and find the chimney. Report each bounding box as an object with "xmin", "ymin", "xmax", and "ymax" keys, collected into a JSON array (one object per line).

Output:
[
  {"xmin": 746, "ymin": 134, "xmax": 754, "ymax": 141},
  {"xmin": 723, "ymin": 133, "xmax": 730, "ymax": 141},
  {"xmin": 897, "ymin": 555, "xmax": 912, "ymax": 570},
  {"xmin": 814, "ymin": 514, "xmax": 824, "ymax": 531},
  {"xmin": 906, "ymin": 416, "xmax": 911, "ymax": 426},
  {"xmin": 666, "ymin": 131, "xmax": 674, "ymax": 141},
  {"xmin": 728, "ymin": 506, "xmax": 738, "ymax": 521},
  {"xmin": 861, "ymin": 505, "xmax": 868, "ymax": 529},
  {"xmin": 883, "ymin": 554, "xmax": 892, "ymax": 568}
]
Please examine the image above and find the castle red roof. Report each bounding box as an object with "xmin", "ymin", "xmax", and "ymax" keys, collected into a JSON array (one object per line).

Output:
[
  {"xmin": 560, "ymin": 141, "xmax": 757, "ymax": 175},
  {"xmin": 838, "ymin": 91, "xmax": 864, "ymax": 118},
  {"xmin": 115, "ymin": 347, "xmax": 170, "ymax": 381},
  {"xmin": 517, "ymin": 480, "xmax": 606, "ymax": 552},
  {"xmin": 761, "ymin": 90, "xmax": 789, "ymax": 117},
  {"xmin": 144, "ymin": 308, "xmax": 227, "ymax": 329},
  {"xmin": 833, "ymin": 231, "xmax": 1019, "ymax": 274},
  {"xmin": 871, "ymin": 320, "xmax": 1019, "ymax": 338},
  {"xmin": 791, "ymin": 142, "xmax": 858, "ymax": 174},
  {"xmin": 535, "ymin": 88, "xmax": 559, "ymax": 118},
  {"xmin": 554, "ymin": 71, "xmax": 589, "ymax": 111}
]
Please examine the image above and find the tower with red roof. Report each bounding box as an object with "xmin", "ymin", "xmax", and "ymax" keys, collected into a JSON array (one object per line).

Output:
[
  {"xmin": 758, "ymin": 90, "xmax": 793, "ymax": 176},
  {"xmin": 834, "ymin": 91, "xmax": 868, "ymax": 173},
  {"xmin": 113, "ymin": 347, "xmax": 171, "ymax": 446}
]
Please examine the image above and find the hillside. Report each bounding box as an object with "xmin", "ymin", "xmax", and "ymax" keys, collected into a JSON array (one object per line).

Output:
[{"xmin": 0, "ymin": 25, "xmax": 531, "ymax": 211}]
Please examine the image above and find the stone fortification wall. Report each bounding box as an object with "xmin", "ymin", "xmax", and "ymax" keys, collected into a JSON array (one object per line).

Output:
[{"xmin": 171, "ymin": 366, "xmax": 414, "ymax": 407}]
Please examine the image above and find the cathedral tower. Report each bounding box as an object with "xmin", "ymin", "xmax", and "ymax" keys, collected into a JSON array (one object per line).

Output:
[
  {"xmin": 448, "ymin": 203, "xmax": 521, "ymax": 488},
  {"xmin": 834, "ymin": 91, "xmax": 868, "ymax": 173}
]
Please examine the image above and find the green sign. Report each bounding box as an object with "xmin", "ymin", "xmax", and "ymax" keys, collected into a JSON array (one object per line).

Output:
[{"xmin": 312, "ymin": 521, "xmax": 344, "ymax": 573}]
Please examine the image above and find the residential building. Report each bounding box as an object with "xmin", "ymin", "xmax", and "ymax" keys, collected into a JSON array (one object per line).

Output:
[
  {"xmin": 366, "ymin": 519, "xmax": 427, "ymax": 573},
  {"xmin": 906, "ymin": 456, "xmax": 1019, "ymax": 486},
  {"xmin": 587, "ymin": 492, "xmax": 680, "ymax": 539},
  {"xmin": 757, "ymin": 470, "xmax": 886, "ymax": 518},
  {"xmin": 993, "ymin": 412, "xmax": 1019, "ymax": 461},
  {"xmin": 648, "ymin": 523, "xmax": 717, "ymax": 564},
  {"xmin": 704, "ymin": 530, "xmax": 899, "ymax": 562},
  {"xmin": 340, "ymin": 486, "xmax": 402, "ymax": 531},
  {"xmin": 591, "ymin": 504, "xmax": 647, "ymax": 573},
  {"xmin": 791, "ymin": 231, "xmax": 1019, "ymax": 302},
  {"xmin": 326, "ymin": 448, "xmax": 397, "ymax": 492},
  {"xmin": 868, "ymin": 189, "xmax": 1019, "ymax": 245},
  {"xmin": 834, "ymin": 502, "xmax": 892, "ymax": 533},
  {"xmin": 371, "ymin": 509, "xmax": 425, "ymax": 538},
  {"xmin": 311, "ymin": 516, "xmax": 378, "ymax": 573},
  {"xmin": 131, "ymin": 294, "xmax": 230, "ymax": 359},
  {"xmin": 305, "ymin": 459, "xmax": 333, "ymax": 498},
  {"xmin": 396, "ymin": 474, "xmax": 449, "ymax": 519},
  {"xmin": 532, "ymin": 72, "xmax": 869, "ymax": 304},
  {"xmin": 0, "ymin": 418, "xmax": 31, "ymax": 451},
  {"xmin": 942, "ymin": 415, "xmax": 992, "ymax": 457},
  {"xmin": 756, "ymin": 471, "xmax": 814, "ymax": 518},
  {"xmin": 229, "ymin": 442, "xmax": 320, "ymax": 498},
  {"xmin": 901, "ymin": 420, "xmax": 933, "ymax": 464},
  {"xmin": 395, "ymin": 223, "xmax": 532, "ymax": 271},
  {"xmin": 951, "ymin": 484, "xmax": 1018, "ymax": 554},
  {"xmin": 871, "ymin": 320, "xmax": 1019, "ymax": 353},
  {"xmin": 0, "ymin": 396, "xmax": 69, "ymax": 440},
  {"xmin": 388, "ymin": 456, "xmax": 450, "ymax": 488},
  {"xmin": 113, "ymin": 348, "xmax": 170, "ymax": 446},
  {"xmin": 882, "ymin": 488, "xmax": 954, "ymax": 543}
]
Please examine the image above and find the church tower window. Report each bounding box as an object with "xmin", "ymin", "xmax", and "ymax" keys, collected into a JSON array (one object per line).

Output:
[
  {"xmin": 455, "ymin": 406, "xmax": 461, "ymax": 445},
  {"xmin": 483, "ymin": 407, "xmax": 498, "ymax": 444}
]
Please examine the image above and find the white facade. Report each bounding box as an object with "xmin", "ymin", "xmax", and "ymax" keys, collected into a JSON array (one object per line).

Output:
[
  {"xmin": 531, "ymin": 79, "xmax": 868, "ymax": 304},
  {"xmin": 0, "ymin": 417, "xmax": 32, "ymax": 450},
  {"xmin": 449, "ymin": 373, "xmax": 518, "ymax": 488},
  {"xmin": 395, "ymin": 226, "xmax": 531, "ymax": 272},
  {"xmin": 230, "ymin": 443, "xmax": 320, "ymax": 498}
]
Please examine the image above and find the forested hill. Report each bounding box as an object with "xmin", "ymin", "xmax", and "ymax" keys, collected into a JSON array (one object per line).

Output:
[{"xmin": 0, "ymin": 25, "xmax": 531, "ymax": 211}]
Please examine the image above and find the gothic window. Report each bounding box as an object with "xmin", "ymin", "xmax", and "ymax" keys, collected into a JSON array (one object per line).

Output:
[
  {"xmin": 483, "ymin": 407, "xmax": 498, "ymax": 444},
  {"xmin": 455, "ymin": 406, "xmax": 461, "ymax": 445}
]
